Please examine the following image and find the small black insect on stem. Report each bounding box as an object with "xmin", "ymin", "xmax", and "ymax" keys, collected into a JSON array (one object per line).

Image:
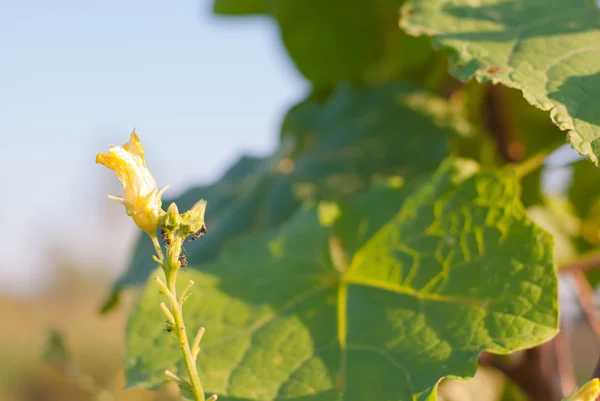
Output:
[
  {"xmin": 160, "ymin": 229, "xmax": 171, "ymax": 246},
  {"xmin": 164, "ymin": 321, "xmax": 176, "ymax": 339},
  {"xmin": 178, "ymin": 254, "xmax": 188, "ymax": 271},
  {"xmin": 190, "ymin": 223, "xmax": 207, "ymax": 241}
]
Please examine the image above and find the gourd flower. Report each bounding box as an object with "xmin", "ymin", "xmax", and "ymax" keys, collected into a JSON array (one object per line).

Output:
[
  {"xmin": 564, "ymin": 378, "xmax": 600, "ymax": 401},
  {"xmin": 96, "ymin": 130, "xmax": 169, "ymax": 235}
]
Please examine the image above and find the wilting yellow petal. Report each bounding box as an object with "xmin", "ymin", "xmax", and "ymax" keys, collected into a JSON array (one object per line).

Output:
[
  {"xmin": 123, "ymin": 131, "xmax": 146, "ymax": 163},
  {"xmin": 568, "ymin": 378, "xmax": 600, "ymax": 401},
  {"xmin": 96, "ymin": 130, "xmax": 167, "ymax": 234}
]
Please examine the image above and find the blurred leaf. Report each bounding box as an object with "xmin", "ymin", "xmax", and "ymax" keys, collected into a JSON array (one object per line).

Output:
[
  {"xmin": 570, "ymin": 159, "xmax": 600, "ymax": 222},
  {"xmin": 527, "ymin": 201, "xmax": 577, "ymax": 265},
  {"xmin": 213, "ymin": 0, "xmax": 265, "ymax": 15},
  {"xmin": 43, "ymin": 329, "xmax": 71, "ymax": 371},
  {"xmin": 179, "ymin": 387, "xmax": 195, "ymax": 400},
  {"xmin": 213, "ymin": 0, "xmax": 446, "ymax": 87},
  {"xmin": 503, "ymin": 86, "xmax": 564, "ymax": 207},
  {"xmin": 272, "ymin": 0, "xmax": 406, "ymax": 85},
  {"xmin": 105, "ymin": 82, "xmax": 472, "ymax": 310},
  {"xmin": 567, "ymin": 160, "xmax": 600, "ymax": 253},
  {"xmin": 401, "ymin": 0, "xmax": 600, "ymax": 166},
  {"xmin": 519, "ymin": 169, "xmax": 544, "ymax": 209},
  {"xmin": 567, "ymin": 160, "xmax": 600, "ymax": 285},
  {"xmin": 99, "ymin": 289, "xmax": 121, "ymax": 315},
  {"xmin": 498, "ymin": 379, "xmax": 528, "ymax": 401},
  {"xmin": 125, "ymin": 159, "xmax": 558, "ymax": 400}
]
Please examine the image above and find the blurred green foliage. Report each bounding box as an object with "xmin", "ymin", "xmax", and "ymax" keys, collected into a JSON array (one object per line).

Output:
[{"xmin": 114, "ymin": 0, "xmax": 600, "ymax": 400}]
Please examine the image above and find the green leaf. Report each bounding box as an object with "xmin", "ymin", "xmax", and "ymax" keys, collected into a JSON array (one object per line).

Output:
[
  {"xmin": 401, "ymin": 0, "xmax": 600, "ymax": 165},
  {"xmin": 42, "ymin": 328, "xmax": 71, "ymax": 371},
  {"xmin": 569, "ymin": 159, "xmax": 600, "ymax": 223},
  {"xmin": 499, "ymin": 378, "xmax": 529, "ymax": 401},
  {"xmin": 566, "ymin": 160, "xmax": 600, "ymax": 285},
  {"xmin": 126, "ymin": 159, "xmax": 558, "ymax": 400},
  {"xmin": 527, "ymin": 201, "xmax": 577, "ymax": 265},
  {"xmin": 213, "ymin": 0, "xmax": 445, "ymax": 87},
  {"xmin": 213, "ymin": 0, "xmax": 265, "ymax": 15},
  {"xmin": 566, "ymin": 160, "xmax": 600, "ymax": 253},
  {"xmin": 271, "ymin": 0, "xmax": 405, "ymax": 85},
  {"xmin": 105, "ymin": 82, "xmax": 470, "ymax": 309}
]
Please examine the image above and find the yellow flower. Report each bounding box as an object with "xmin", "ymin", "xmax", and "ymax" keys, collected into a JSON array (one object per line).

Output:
[
  {"xmin": 567, "ymin": 378, "xmax": 600, "ymax": 401},
  {"xmin": 96, "ymin": 130, "xmax": 169, "ymax": 235}
]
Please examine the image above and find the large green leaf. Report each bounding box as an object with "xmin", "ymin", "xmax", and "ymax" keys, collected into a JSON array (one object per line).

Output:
[
  {"xmin": 400, "ymin": 0, "xmax": 600, "ymax": 165},
  {"xmin": 103, "ymin": 83, "xmax": 471, "ymax": 310},
  {"xmin": 126, "ymin": 159, "xmax": 558, "ymax": 400},
  {"xmin": 213, "ymin": 0, "xmax": 445, "ymax": 87}
]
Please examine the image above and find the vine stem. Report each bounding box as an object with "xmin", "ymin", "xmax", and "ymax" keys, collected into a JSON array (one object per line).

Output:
[
  {"xmin": 165, "ymin": 268, "xmax": 206, "ymax": 401},
  {"xmin": 570, "ymin": 268, "xmax": 600, "ymax": 348},
  {"xmin": 554, "ymin": 321, "xmax": 576, "ymax": 398},
  {"xmin": 514, "ymin": 150, "xmax": 549, "ymax": 178},
  {"xmin": 151, "ymin": 234, "xmax": 165, "ymax": 262},
  {"xmin": 150, "ymin": 234, "xmax": 207, "ymax": 401}
]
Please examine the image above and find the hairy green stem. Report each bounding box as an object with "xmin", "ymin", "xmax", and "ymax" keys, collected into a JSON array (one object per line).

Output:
[
  {"xmin": 150, "ymin": 234, "xmax": 206, "ymax": 401},
  {"xmin": 151, "ymin": 234, "xmax": 165, "ymax": 262},
  {"xmin": 165, "ymin": 267, "xmax": 206, "ymax": 401}
]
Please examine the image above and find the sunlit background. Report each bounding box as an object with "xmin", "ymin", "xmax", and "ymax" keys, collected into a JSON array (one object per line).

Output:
[{"xmin": 1, "ymin": 1, "xmax": 598, "ymax": 401}]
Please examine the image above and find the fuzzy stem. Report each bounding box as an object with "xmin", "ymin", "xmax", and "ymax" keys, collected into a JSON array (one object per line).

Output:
[
  {"xmin": 191, "ymin": 327, "xmax": 205, "ymax": 361},
  {"xmin": 164, "ymin": 264, "xmax": 205, "ymax": 401},
  {"xmin": 165, "ymin": 369, "xmax": 185, "ymax": 383},
  {"xmin": 150, "ymin": 234, "xmax": 164, "ymax": 262},
  {"xmin": 555, "ymin": 322, "xmax": 576, "ymax": 397},
  {"xmin": 570, "ymin": 269, "xmax": 600, "ymax": 347},
  {"xmin": 180, "ymin": 280, "xmax": 195, "ymax": 305},
  {"xmin": 159, "ymin": 302, "xmax": 175, "ymax": 326},
  {"xmin": 154, "ymin": 276, "xmax": 177, "ymax": 304},
  {"xmin": 150, "ymin": 231, "xmax": 207, "ymax": 401}
]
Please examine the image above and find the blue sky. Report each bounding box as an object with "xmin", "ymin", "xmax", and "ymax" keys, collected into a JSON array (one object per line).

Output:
[{"xmin": 0, "ymin": 0, "xmax": 306, "ymax": 294}]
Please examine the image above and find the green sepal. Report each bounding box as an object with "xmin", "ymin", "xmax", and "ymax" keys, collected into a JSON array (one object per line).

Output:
[{"xmin": 180, "ymin": 200, "xmax": 208, "ymax": 238}]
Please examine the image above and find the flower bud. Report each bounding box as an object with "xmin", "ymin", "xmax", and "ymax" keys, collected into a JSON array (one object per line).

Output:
[
  {"xmin": 180, "ymin": 200, "xmax": 207, "ymax": 238},
  {"xmin": 161, "ymin": 202, "xmax": 182, "ymax": 231}
]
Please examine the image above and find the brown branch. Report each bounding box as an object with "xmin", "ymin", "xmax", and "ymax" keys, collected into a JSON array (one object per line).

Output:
[
  {"xmin": 555, "ymin": 323, "xmax": 576, "ymax": 398},
  {"xmin": 591, "ymin": 357, "xmax": 600, "ymax": 381},
  {"xmin": 482, "ymin": 84, "xmax": 523, "ymax": 162},
  {"xmin": 570, "ymin": 268, "xmax": 600, "ymax": 347},
  {"xmin": 439, "ymin": 78, "xmax": 463, "ymax": 99}
]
